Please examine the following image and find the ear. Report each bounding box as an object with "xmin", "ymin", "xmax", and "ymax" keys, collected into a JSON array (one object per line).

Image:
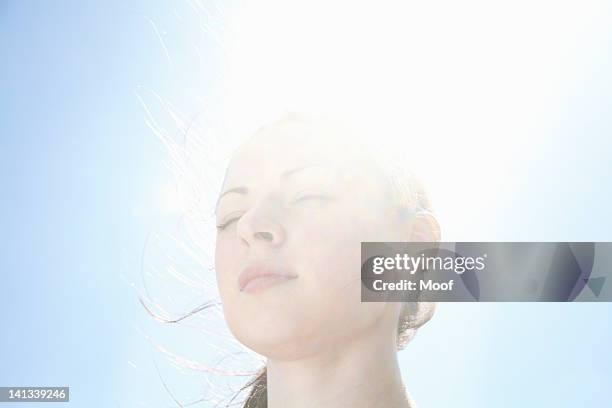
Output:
[{"xmin": 409, "ymin": 211, "xmax": 441, "ymax": 242}]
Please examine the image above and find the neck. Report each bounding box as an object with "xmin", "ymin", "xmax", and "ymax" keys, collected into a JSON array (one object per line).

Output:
[{"xmin": 266, "ymin": 328, "xmax": 413, "ymax": 408}]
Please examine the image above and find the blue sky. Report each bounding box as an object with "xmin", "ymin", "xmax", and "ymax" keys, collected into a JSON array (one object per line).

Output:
[{"xmin": 1, "ymin": 1, "xmax": 611, "ymax": 407}]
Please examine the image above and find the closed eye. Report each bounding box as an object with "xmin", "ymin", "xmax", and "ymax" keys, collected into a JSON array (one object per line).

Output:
[
  {"xmin": 216, "ymin": 213, "xmax": 243, "ymax": 231},
  {"xmin": 292, "ymin": 191, "xmax": 331, "ymax": 203}
]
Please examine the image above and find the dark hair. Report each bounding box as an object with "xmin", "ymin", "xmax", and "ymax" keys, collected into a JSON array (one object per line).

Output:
[{"xmin": 241, "ymin": 367, "xmax": 267, "ymax": 408}]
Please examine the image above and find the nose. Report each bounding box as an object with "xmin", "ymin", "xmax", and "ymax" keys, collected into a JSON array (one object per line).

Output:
[{"xmin": 237, "ymin": 200, "xmax": 286, "ymax": 248}]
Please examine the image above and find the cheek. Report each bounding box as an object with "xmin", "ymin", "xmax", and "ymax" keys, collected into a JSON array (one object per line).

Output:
[
  {"xmin": 297, "ymin": 206, "xmax": 384, "ymax": 282},
  {"xmin": 214, "ymin": 236, "xmax": 241, "ymax": 300},
  {"xmin": 294, "ymin": 212, "xmax": 387, "ymax": 327},
  {"xmin": 214, "ymin": 236, "xmax": 252, "ymax": 341}
]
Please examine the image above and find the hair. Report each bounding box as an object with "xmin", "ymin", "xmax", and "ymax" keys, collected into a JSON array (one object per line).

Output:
[
  {"xmin": 230, "ymin": 112, "xmax": 439, "ymax": 408},
  {"xmin": 139, "ymin": 111, "xmax": 437, "ymax": 407}
]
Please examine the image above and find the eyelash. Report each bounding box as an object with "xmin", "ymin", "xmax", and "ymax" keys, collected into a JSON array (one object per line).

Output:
[
  {"xmin": 216, "ymin": 217, "xmax": 239, "ymax": 231},
  {"xmin": 216, "ymin": 192, "xmax": 330, "ymax": 231},
  {"xmin": 292, "ymin": 191, "xmax": 329, "ymax": 203}
]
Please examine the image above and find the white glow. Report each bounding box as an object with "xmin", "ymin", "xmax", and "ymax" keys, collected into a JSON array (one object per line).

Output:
[
  {"xmin": 158, "ymin": 179, "xmax": 191, "ymax": 215},
  {"xmin": 220, "ymin": 0, "xmax": 609, "ymax": 239}
]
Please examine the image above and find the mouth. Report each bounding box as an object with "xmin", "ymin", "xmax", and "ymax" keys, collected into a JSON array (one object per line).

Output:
[{"xmin": 238, "ymin": 265, "xmax": 298, "ymax": 294}]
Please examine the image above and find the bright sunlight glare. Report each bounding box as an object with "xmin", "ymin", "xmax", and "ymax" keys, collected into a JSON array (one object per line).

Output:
[{"xmin": 218, "ymin": 0, "xmax": 608, "ymax": 240}]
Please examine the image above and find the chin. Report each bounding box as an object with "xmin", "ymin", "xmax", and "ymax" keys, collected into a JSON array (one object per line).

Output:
[
  {"xmin": 235, "ymin": 330, "xmax": 308, "ymax": 359},
  {"xmin": 229, "ymin": 316, "xmax": 320, "ymax": 359}
]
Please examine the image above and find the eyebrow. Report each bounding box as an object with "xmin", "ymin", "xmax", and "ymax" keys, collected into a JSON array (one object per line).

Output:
[{"xmin": 215, "ymin": 164, "xmax": 326, "ymax": 210}]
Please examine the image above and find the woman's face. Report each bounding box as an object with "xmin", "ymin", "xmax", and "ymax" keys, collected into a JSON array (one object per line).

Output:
[{"xmin": 214, "ymin": 121, "xmax": 406, "ymax": 359}]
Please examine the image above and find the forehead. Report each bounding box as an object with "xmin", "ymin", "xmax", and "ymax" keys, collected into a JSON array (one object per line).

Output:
[{"xmin": 224, "ymin": 121, "xmax": 377, "ymax": 185}]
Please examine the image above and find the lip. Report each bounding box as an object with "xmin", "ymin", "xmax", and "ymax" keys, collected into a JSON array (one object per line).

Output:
[{"xmin": 238, "ymin": 264, "xmax": 298, "ymax": 294}]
